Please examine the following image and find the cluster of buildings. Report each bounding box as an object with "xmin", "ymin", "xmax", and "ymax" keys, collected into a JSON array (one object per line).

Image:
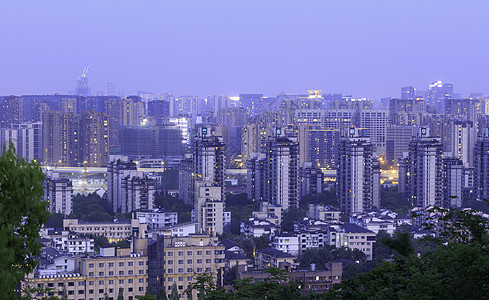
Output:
[{"xmin": 11, "ymin": 80, "xmax": 489, "ymax": 299}]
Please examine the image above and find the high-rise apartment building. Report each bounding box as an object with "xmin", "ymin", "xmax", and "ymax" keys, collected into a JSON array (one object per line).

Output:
[
  {"xmin": 401, "ymin": 86, "xmax": 416, "ymax": 100},
  {"xmin": 300, "ymin": 162, "xmax": 324, "ymax": 198},
  {"xmin": 119, "ymin": 125, "xmax": 184, "ymax": 158},
  {"xmin": 442, "ymin": 158, "xmax": 464, "ymax": 208},
  {"xmin": 81, "ymin": 111, "xmax": 110, "ymax": 166},
  {"xmin": 239, "ymin": 94, "xmax": 264, "ymax": 118},
  {"xmin": 359, "ymin": 110, "xmax": 388, "ymax": 157},
  {"xmin": 246, "ymin": 153, "xmax": 267, "ymax": 202},
  {"xmin": 194, "ymin": 182, "xmax": 226, "ymax": 235},
  {"xmin": 0, "ymin": 122, "xmax": 42, "ymax": 162},
  {"xmin": 386, "ymin": 126, "xmax": 417, "ymax": 164},
  {"xmin": 337, "ymin": 127, "xmax": 379, "ymax": 214},
  {"xmin": 263, "ymin": 128, "xmax": 300, "ymax": 210},
  {"xmin": 0, "ymin": 96, "xmax": 23, "ymax": 128},
  {"xmin": 474, "ymin": 128, "xmax": 489, "ymax": 201},
  {"xmin": 42, "ymin": 111, "xmax": 109, "ymax": 166},
  {"xmin": 427, "ymin": 81, "xmax": 453, "ymax": 113},
  {"xmin": 216, "ymin": 107, "xmax": 248, "ymax": 127},
  {"xmin": 43, "ymin": 171, "xmax": 73, "ymax": 215},
  {"xmin": 42, "ymin": 111, "xmax": 82, "ymax": 166},
  {"xmin": 107, "ymin": 155, "xmax": 151, "ymax": 212},
  {"xmin": 444, "ymin": 120, "xmax": 476, "ymax": 167},
  {"xmin": 147, "ymin": 99, "xmax": 170, "ymax": 124},
  {"xmin": 406, "ymin": 127, "xmax": 443, "ymax": 208}
]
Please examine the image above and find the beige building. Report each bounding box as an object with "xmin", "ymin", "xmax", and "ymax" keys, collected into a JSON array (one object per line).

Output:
[
  {"xmin": 329, "ymin": 224, "xmax": 377, "ymax": 261},
  {"xmin": 148, "ymin": 233, "xmax": 226, "ymax": 300},
  {"xmin": 63, "ymin": 218, "xmax": 146, "ymax": 243},
  {"xmin": 23, "ymin": 247, "xmax": 148, "ymax": 300},
  {"xmin": 194, "ymin": 181, "xmax": 226, "ymax": 235},
  {"xmin": 307, "ymin": 204, "xmax": 341, "ymax": 223},
  {"xmin": 251, "ymin": 202, "xmax": 282, "ymax": 226}
]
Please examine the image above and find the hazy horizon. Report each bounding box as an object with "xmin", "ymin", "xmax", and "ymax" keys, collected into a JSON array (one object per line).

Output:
[{"xmin": 1, "ymin": 0, "xmax": 488, "ymax": 99}]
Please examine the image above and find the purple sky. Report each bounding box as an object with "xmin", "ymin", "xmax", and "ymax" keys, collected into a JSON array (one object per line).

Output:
[{"xmin": 0, "ymin": 0, "xmax": 488, "ymax": 99}]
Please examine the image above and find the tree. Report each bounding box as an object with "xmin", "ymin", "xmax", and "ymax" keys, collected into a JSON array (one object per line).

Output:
[
  {"xmin": 0, "ymin": 146, "xmax": 49, "ymax": 297},
  {"xmin": 281, "ymin": 208, "xmax": 305, "ymax": 232},
  {"xmin": 156, "ymin": 288, "xmax": 168, "ymax": 300},
  {"xmin": 324, "ymin": 206, "xmax": 489, "ymax": 299},
  {"xmin": 117, "ymin": 287, "xmax": 124, "ymax": 300},
  {"xmin": 300, "ymin": 247, "xmax": 334, "ymax": 268},
  {"xmin": 136, "ymin": 292, "xmax": 157, "ymax": 300},
  {"xmin": 170, "ymin": 283, "xmax": 179, "ymax": 300}
]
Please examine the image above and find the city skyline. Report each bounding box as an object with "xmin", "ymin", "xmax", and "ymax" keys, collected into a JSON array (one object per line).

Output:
[{"xmin": 0, "ymin": 1, "xmax": 488, "ymax": 98}]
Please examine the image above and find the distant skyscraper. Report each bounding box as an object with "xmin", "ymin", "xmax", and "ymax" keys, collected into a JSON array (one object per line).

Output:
[
  {"xmin": 239, "ymin": 94, "xmax": 264, "ymax": 117},
  {"xmin": 263, "ymin": 128, "xmax": 300, "ymax": 210},
  {"xmin": 42, "ymin": 111, "xmax": 109, "ymax": 167},
  {"xmin": 337, "ymin": 127, "xmax": 379, "ymax": 214},
  {"xmin": 406, "ymin": 127, "xmax": 443, "ymax": 208},
  {"xmin": 474, "ymin": 128, "xmax": 489, "ymax": 201},
  {"xmin": 107, "ymin": 155, "xmax": 154, "ymax": 212},
  {"xmin": 359, "ymin": 110, "xmax": 388, "ymax": 157},
  {"xmin": 0, "ymin": 122, "xmax": 42, "ymax": 162},
  {"xmin": 107, "ymin": 80, "xmax": 116, "ymax": 95},
  {"xmin": 300, "ymin": 162, "xmax": 324, "ymax": 198},
  {"xmin": 444, "ymin": 120, "xmax": 476, "ymax": 167},
  {"xmin": 442, "ymin": 158, "xmax": 464, "ymax": 208},
  {"xmin": 386, "ymin": 125, "xmax": 417, "ymax": 164},
  {"xmin": 401, "ymin": 86, "xmax": 416, "ymax": 100},
  {"xmin": 76, "ymin": 67, "xmax": 91, "ymax": 96},
  {"xmin": 147, "ymin": 99, "xmax": 170, "ymax": 124},
  {"xmin": 427, "ymin": 81, "xmax": 453, "ymax": 113},
  {"xmin": 0, "ymin": 96, "xmax": 23, "ymax": 128},
  {"xmin": 119, "ymin": 125, "xmax": 183, "ymax": 158}
]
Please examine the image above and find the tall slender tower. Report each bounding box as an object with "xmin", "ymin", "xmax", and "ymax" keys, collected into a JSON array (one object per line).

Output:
[
  {"xmin": 337, "ymin": 127, "xmax": 377, "ymax": 215},
  {"xmin": 407, "ymin": 127, "xmax": 443, "ymax": 208},
  {"xmin": 474, "ymin": 128, "xmax": 489, "ymax": 201},
  {"xmin": 263, "ymin": 127, "xmax": 300, "ymax": 210}
]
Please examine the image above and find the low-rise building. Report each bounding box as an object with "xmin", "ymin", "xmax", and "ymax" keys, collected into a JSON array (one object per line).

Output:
[
  {"xmin": 349, "ymin": 209, "xmax": 413, "ymax": 235},
  {"xmin": 307, "ymin": 205, "xmax": 341, "ymax": 223},
  {"xmin": 329, "ymin": 224, "xmax": 376, "ymax": 261},
  {"xmin": 136, "ymin": 208, "xmax": 178, "ymax": 230},
  {"xmin": 272, "ymin": 235, "xmax": 300, "ymax": 256},
  {"xmin": 251, "ymin": 202, "xmax": 282, "ymax": 226},
  {"xmin": 255, "ymin": 248, "xmax": 298, "ymax": 270},
  {"xmin": 241, "ymin": 218, "xmax": 279, "ymax": 238},
  {"xmin": 45, "ymin": 229, "xmax": 95, "ymax": 255},
  {"xmin": 63, "ymin": 218, "xmax": 146, "ymax": 243},
  {"xmin": 149, "ymin": 221, "xmax": 198, "ymax": 237},
  {"xmin": 148, "ymin": 233, "xmax": 226, "ymax": 299},
  {"xmin": 23, "ymin": 247, "xmax": 149, "ymax": 300},
  {"xmin": 236, "ymin": 262, "xmax": 342, "ymax": 295}
]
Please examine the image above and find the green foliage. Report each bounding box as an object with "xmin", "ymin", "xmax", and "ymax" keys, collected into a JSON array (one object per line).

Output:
[
  {"xmin": 299, "ymin": 188, "xmax": 338, "ymax": 210},
  {"xmin": 300, "ymin": 247, "xmax": 334, "ymax": 268},
  {"xmin": 156, "ymin": 288, "xmax": 168, "ymax": 300},
  {"xmin": 223, "ymin": 266, "xmax": 237, "ymax": 285},
  {"xmin": 324, "ymin": 205, "xmax": 489, "ymax": 299},
  {"xmin": 281, "ymin": 208, "xmax": 305, "ymax": 232},
  {"xmin": 136, "ymin": 292, "xmax": 157, "ymax": 300},
  {"xmin": 0, "ymin": 146, "xmax": 49, "ymax": 297},
  {"xmin": 71, "ymin": 192, "xmax": 113, "ymax": 221},
  {"xmin": 170, "ymin": 283, "xmax": 179, "ymax": 300},
  {"xmin": 155, "ymin": 195, "xmax": 193, "ymax": 223},
  {"xmin": 186, "ymin": 268, "xmax": 303, "ymax": 300},
  {"xmin": 300, "ymin": 246, "xmax": 366, "ymax": 269},
  {"xmin": 225, "ymin": 193, "xmax": 259, "ymax": 235},
  {"xmin": 160, "ymin": 169, "xmax": 179, "ymax": 191},
  {"xmin": 45, "ymin": 213, "xmax": 65, "ymax": 228},
  {"xmin": 117, "ymin": 287, "xmax": 124, "ymax": 300},
  {"xmin": 381, "ymin": 186, "xmax": 411, "ymax": 214}
]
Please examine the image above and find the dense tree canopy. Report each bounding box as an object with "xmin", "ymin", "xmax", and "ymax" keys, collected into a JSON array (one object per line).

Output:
[{"xmin": 0, "ymin": 147, "xmax": 49, "ymax": 297}]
